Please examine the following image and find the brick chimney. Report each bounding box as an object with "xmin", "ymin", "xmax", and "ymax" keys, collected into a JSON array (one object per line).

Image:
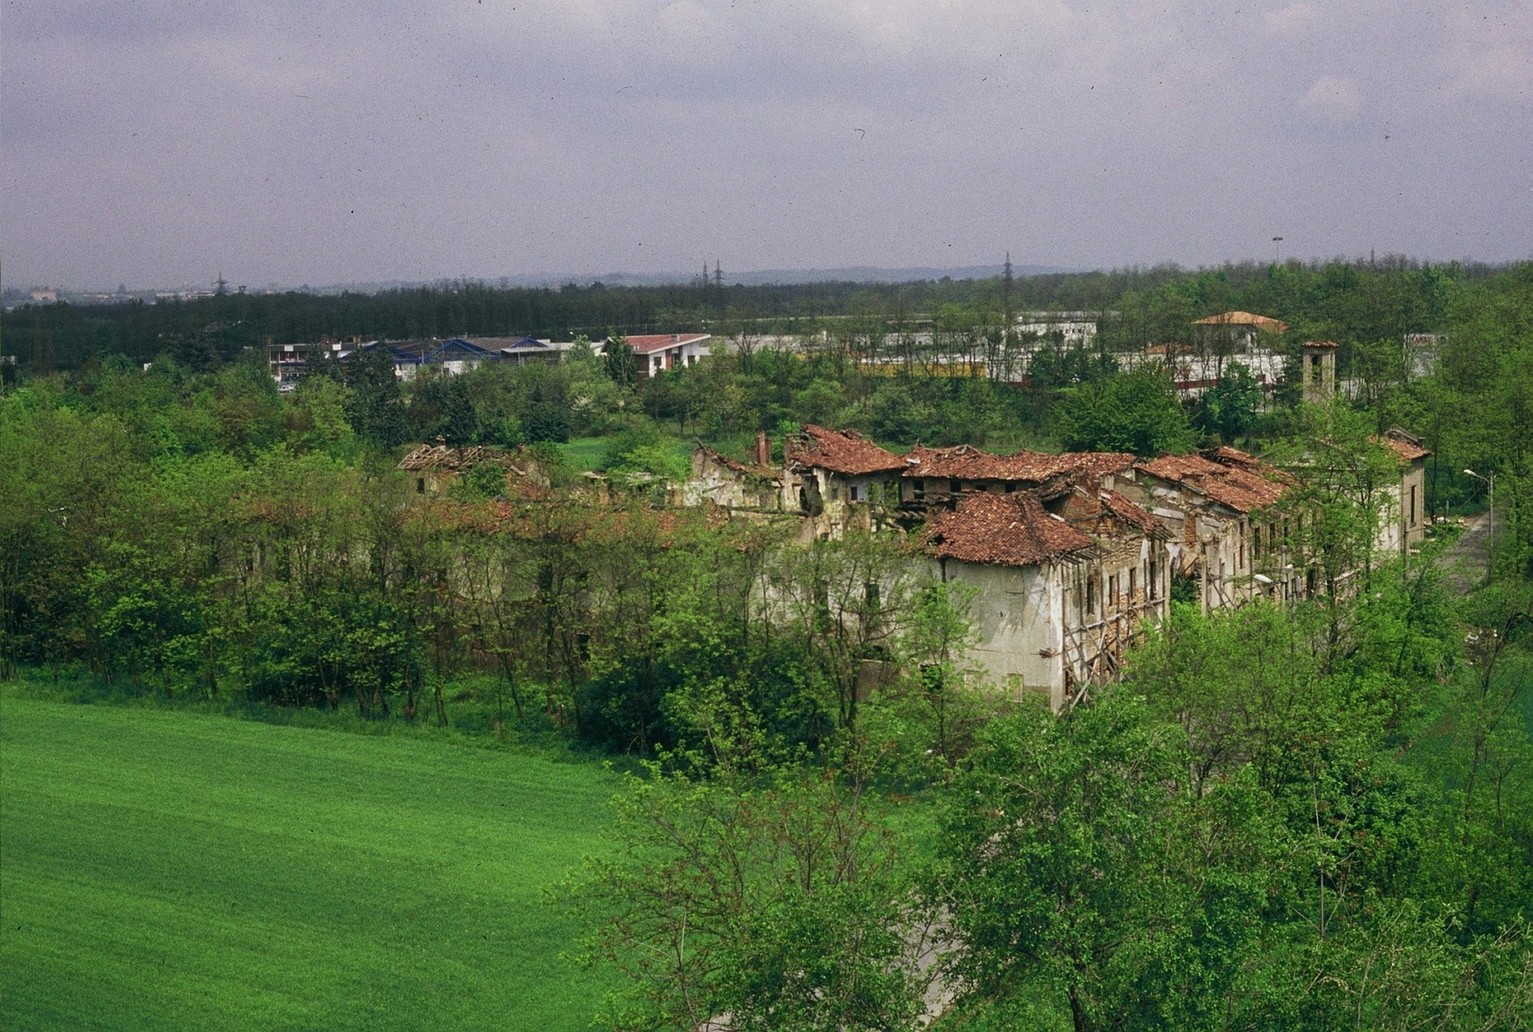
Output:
[{"xmin": 755, "ymin": 431, "xmax": 771, "ymax": 467}]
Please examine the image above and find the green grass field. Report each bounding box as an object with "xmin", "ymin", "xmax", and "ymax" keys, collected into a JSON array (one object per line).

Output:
[
  {"xmin": 557, "ymin": 436, "xmax": 612, "ymax": 473},
  {"xmin": 1, "ymin": 696, "xmax": 620, "ymax": 1031}
]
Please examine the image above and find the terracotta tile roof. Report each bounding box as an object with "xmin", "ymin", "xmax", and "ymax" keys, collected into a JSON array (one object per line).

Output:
[
  {"xmin": 620, "ymin": 333, "xmax": 711, "ymax": 355},
  {"xmin": 787, "ymin": 425, "xmax": 906, "ymax": 476},
  {"xmin": 1135, "ymin": 448, "xmax": 1289, "ymax": 514},
  {"xmin": 1067, "ymin": 451, "xmax": 1140, "ymax": 480},
  {"xmin": 1058, "ymin": 486, "xmax": 1166, "ymax": 539},
  {"xmin": 1301, "ymin": 339, "xmax": 1340, "ymax": 349},
  {"xmin": 904, "ymin": 444, "xmax": 1031, "ymax": 480},
  {"xmin": 1209, "ymin": 445, "xmax": 1283, "ymax": 471},
  {"xmin": 1375, "ymin": 430, "xmax": 1430, "ymax": 463},
  {"xmin": 1097, "ymin": 488, "xmax": 1167, "ymax": 538},
  {"xmin": 903, "ymin": 445, "xmax": 1134, "ymax": 484},
  {"xmin": 1192, "ymin": 311, "xmax": 1289, "ymax": 333},
  {"xmin": 925, "ymin": 492, "xmax": 1096, "ymax": 568},
  {"xmin": 1205, "ymin": 445, "xmax": 1264, "ymax": 471}
]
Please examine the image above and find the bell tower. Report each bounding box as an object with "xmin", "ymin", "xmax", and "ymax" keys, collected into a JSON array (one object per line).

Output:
[{"xmin": 1300, "ymin": 340, "xmax": 1338, "ymax": 403}]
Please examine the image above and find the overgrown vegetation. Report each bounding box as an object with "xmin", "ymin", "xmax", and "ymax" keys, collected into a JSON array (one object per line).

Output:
[{"xmin": 3, "ymin": 258, "xmax": 1531, "ymax": 1029}]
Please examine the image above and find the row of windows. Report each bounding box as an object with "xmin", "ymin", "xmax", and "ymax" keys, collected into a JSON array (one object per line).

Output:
[
  {"xmin": 1077, "ymin": 560, "xmax": 1159, "ymax": 618},
  {"xmin": 650, "ymin": 353, "xmax": 701, "ymax": 371}
]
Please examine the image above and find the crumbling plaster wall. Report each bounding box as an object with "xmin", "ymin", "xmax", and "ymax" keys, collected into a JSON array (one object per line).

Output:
[{"xmin": 933, "ymin": 557, "xmax": 1068, "ymax": 710}]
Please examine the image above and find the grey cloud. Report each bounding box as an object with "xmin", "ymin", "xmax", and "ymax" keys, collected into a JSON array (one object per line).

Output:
[{"xmin": 3, "ymin": 0, "xmax": 1529, "ymax": 288}]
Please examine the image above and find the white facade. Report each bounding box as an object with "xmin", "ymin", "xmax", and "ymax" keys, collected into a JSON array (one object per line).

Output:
[{"xmin": 1014, "ymin": 312, "xmax": 1103, "ymax": 347}]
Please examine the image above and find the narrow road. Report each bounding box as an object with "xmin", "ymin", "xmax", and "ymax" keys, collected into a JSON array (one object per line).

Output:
[{"xmin": 1435, "ymin": 511, "xmax": 1492, "ymax": 594}]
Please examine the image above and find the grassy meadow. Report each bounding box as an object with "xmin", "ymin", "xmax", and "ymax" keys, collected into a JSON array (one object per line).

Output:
[{"xmin": 0, "ymin": 695, "xmax": 620, "ymax": 1031}]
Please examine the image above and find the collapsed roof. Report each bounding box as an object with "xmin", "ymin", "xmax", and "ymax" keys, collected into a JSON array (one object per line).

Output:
[
  {"xmin": 786, "ymin": 425, "xmax": 907, "ymax": 476},
  {"xmin": 1135, "ymin": 447, "xmax": 1290, "ymax": 514},
  {"xmin": 904, "ymin": 444, "xmax": 1136, "ymax": 486},
  {"xmin": 925, "ymin": 492, "xmax": 1096, "ymax": 568}
]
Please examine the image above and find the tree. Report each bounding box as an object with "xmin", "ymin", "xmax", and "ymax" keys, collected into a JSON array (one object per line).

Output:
[
  {"xmin": 1126, "ymin": 600, "xmax": 1336, "ymax": 797},
  {"xmin": 1025, "ymin": 335, "xmax": 1117, "ymax": 391},
  {"xmin": 933, "ymin": 691, "xmax": 1276, "ymax": 1032},
  {"xmin": 562, "ymin": 760, "xmax": 934, "ymax": 1032},
  {"xmin": 600, "ymin": 420, "xmax": 689, "ymax": 490},
  {"xmin": 864, "ymin": 580, "xmax": 987, "ymax": 768},
  {"xmin": 345, "ymin": 344, "xmax": 407, "ymax": 448},
  {"xmin": 1430, "ymin": 588, "xmax": 1533, "ymax": 938},
  {"xmin": 766, "ymin": 530, "xmax": 929, "ymax": 732},
  {"xmin": 1196, "ymin": 359, "xmax": 1262, "ymax": 443},
  {"xmin": 1118, "ymin": 586, "xmax": 1533, "ymax": 1029},
  {"xmin": 866, "ymin": 381, "xmax": 936, "ymax": 446},
  {"xmin": 408, "ymin": 371, "xmax": 478, "ymax": 445},
  {"xmin": 198, "ymin": 357, "xmax": 285, "ymax": 457},
  {"xmin": 1235, "ymin": 897, "xmax": 1533, "ymax": 1032},
  {"xmin": 1269, "ymin": 400, "xmax": 1403, "ymax": 601},
  {"xmin": 283, "ymin": 374, "xmax": 357, "ymax": 456},
  {"xmin": 603, "ymin": 333, "xmax": 639, "ymax": 388},
  {"xmin": 1055, "ymin": 365, "xmax": 1198, "ymax": 457},
  {"xmin": 522, "ymin": 396, "xmax": 571, "ymax": 443}
]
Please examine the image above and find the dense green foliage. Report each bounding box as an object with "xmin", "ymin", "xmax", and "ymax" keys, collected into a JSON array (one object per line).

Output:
[
  {"xmin": 1055, "ymin": 364, "xmax": 1198, "ymax": 456},
  {"xmin": 4, "ymin": 258, "xmax": 1532, "ymax": 1029},
  {"xmin": 562, "ymin": 759, "xmax": 934, "ymax": 1031},
  {"xmin": 575, "ymin": 575, "xmax": 1533, "ymax": 1031},
  {"xmin": 935, "ymin": 645, "xmax": 1533, "ymax": 1030}
]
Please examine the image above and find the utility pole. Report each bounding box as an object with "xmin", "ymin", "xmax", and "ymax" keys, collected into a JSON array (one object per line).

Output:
[
  {"xmin": 31, "ymin": 322, "xmax": 53, "ymax": 374},
  {"xmin": 1002, "ymin": 252, "xmax": 1015, "ymax": 370},
  {"xmin": 1003, "ymin": 253, "xmax": 1014, "ymax": 328}
]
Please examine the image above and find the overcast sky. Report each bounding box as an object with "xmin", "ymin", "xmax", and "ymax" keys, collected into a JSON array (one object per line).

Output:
[{"xmin": 4, "ymin": 1, "xmax": 1530, "ymax": 290}]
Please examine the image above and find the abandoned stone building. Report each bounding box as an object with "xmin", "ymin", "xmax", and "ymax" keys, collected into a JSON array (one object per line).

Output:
[
  {"xmin": 681, "ymin": 422, "xmax": 1427, "ymax": 709},
  {"xmin": 900, "ymin": 444, "xmax": 1137, "ymax": 509},
  {"xmin": 922, "ymin": 486, "xmax": 1170, "ymax": 710},
  {"xmin": 684, "ymin": 443, "xmax": 785, "ymax": 513},
  {"xmin": 1125, "ymin": 447, "xmax": 1296, "ymax": 610},
  {"xmin": 1377, "ymin": 427, "xmax": 1430, "ymax": 556},
  {"xmin": 397, "ymin": 443, "xmax": 538, "ymax": 496},
  {"xmin": 782, "ymin": 424, "xmax": 907, "ymax": 536}
]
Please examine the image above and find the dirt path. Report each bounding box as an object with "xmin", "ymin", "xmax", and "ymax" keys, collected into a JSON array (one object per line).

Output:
[{"xmin": 1436, "ymin": 511, "xmax": 1493, "ymax": 594}]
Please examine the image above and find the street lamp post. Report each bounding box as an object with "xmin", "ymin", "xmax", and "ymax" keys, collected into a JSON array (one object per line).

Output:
[{"xmin": 1465, "ymin": 468, "xmax": 1495, "ymax": 561}]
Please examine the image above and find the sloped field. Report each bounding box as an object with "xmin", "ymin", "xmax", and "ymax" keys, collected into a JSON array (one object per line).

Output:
[{"xmin": 0, "ymin": 697, "xmax": 618, "ymax": 1031}]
